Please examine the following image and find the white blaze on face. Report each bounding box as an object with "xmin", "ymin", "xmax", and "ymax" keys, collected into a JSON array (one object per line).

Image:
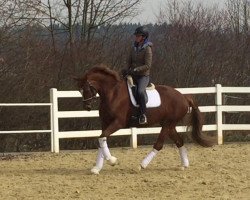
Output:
[{"xmin": 80, "ymin": 89, "xmax": 83, "ymax": 96}]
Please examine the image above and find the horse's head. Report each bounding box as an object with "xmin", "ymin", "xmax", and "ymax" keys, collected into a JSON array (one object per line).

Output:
[
  {"xmin": 73, "ymin": 65, "xmax": 121, "ymax": 110},
  {"xmin": 73, "ymin": 76, "xmax": 97, "ymax": 111}
]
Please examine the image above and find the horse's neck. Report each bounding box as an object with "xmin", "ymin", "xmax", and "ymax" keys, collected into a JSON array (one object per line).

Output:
[
  {"xmin": 90, "ymin": 74, "xmax": 120, "ymax": 98},
  {"xmin": 99, "ymin": 81, "xmax": 121, "ymax": 101},
  {"xmin": 98, "ymin": 81, "xmax": 127, "ymax": 115}
]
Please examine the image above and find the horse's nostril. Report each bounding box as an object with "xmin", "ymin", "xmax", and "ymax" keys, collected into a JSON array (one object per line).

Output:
[
  {"xmin": 83, "ymin": 104, "xmax": 91, "ymax": 111},
  {"xmin": 86, "ymin": 106, "xmax": 91, "ymax": 111}
]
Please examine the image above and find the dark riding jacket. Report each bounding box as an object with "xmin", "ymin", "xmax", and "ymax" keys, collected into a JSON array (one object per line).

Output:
[{"xmin": 127, "ymin": 41, "xmax": 153, "ymax": 76}]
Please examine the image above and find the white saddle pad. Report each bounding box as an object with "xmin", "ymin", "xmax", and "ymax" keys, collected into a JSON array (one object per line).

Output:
[{"xmin": 127, "ymin": 84, "xmax": 161, "ymax": 108}]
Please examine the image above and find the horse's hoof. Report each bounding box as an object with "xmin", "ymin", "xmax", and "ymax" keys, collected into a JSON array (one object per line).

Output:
[
  {"xmin": 138, "ymin": 164, "xmax": 146, "ymax": 171},
  {"xmin": 90, "ymin": 166, "xmax": 101, "ymax": 175},
  {"xmin": 180, "ymin": 166, "xmax": 188, "ymax": 171},
  {"xmin": 108, "ymin": 156, "xmax": 118, "ymax": 166},
  {"xmin": 181, "ymin": 159, "xmax": 189, "ymax": 168}
]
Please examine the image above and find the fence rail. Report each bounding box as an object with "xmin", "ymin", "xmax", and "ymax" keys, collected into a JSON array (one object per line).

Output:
[
  {"xmin": 49, "ymin": 84, "xmax": 250, "ymax": 152},
  {"xmin": 0, "ymin": 103, "xmax": 53, "ymax": 151},
  {"xmin": 1, "ymin": 84, "xmax": 250, "ymax": 153}
]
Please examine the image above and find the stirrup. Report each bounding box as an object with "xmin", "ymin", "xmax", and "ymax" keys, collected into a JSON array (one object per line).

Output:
[{"xmin": 139, "ymin": 114, "xmax": 147, "ymax": 125}]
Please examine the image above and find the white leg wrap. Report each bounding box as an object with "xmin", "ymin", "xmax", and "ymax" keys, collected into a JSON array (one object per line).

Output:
[
  {"xmin": 141, "ymin": 149, "xmax": 158, "ymax": 169},
  {"xmin": 95, "ymin": 148, "xmax": 104, "ymax": 169},
  {"xmin": 179, "ymin": 146, "xmax": 189, "ymax": 167},
  {"xmin": 91, "ymin": 148, "xmax": 104, "ymax": 175},
  {"xmin": 98, "ymin": 137, "xmax": 112, "ymax": 160},
  {"xmin": 98, "ymin": 137, "xmax": 118, "ymax": 166}
]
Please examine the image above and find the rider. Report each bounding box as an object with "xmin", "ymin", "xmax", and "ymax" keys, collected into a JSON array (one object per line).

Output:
[{"xmin": 127, "ymin": 26, "xmax": 153, "ymax": 124}]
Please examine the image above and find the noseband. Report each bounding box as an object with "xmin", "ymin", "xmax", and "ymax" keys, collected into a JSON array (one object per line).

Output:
[
  {"xmin": 82, "ymin": 95, "xmax": 96, "ymax": 102},
  {"xmin": 81, "ymin": 82, "xmax": 97, "ymax": 103}
]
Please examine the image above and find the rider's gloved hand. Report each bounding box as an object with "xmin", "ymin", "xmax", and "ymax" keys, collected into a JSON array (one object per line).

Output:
[
  {"xmin": 121, "ymin": 69, "xmax": 128, "ymax": 77},
  {"xmin": 132, "ymin": 67, "xmax": 141, "ymax": 75},
  {"xmin": 133, "ymin": 68, "xmax": 139, "ymax": 72},
  {"xmin": 128, "ymin": 68, "xmax": 135, "ymax": 75}
]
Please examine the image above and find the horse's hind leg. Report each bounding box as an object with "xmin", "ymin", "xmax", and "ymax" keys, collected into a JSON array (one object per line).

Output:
[
  {"xmin": 169, "ymin": 129, "xmax": 189, "ymax": 168},
  {"xmin": 140, "ymin": 126, "xmax": 169, "ymax": 169}
]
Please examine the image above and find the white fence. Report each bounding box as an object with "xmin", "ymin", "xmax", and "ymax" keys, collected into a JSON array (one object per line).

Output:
[
  {"xmin": 0, "ymin": 103, "xmax": 53, "ymax": 151},
  {"xmin": 49, "ymin": 84, "xmax": 250, "ymax": 152},
  {"xmin": 1, "ymin": 84, "xmax": 250, "ymax": 153}
]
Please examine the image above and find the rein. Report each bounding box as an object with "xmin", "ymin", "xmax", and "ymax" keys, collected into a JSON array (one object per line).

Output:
[
  {"xmin": 82, "ymin": 96, "xmax": 96, "ymax": 102},
  {"xmin": 80, "ymin": 83, "xmax": 97, "ymax": 103}
]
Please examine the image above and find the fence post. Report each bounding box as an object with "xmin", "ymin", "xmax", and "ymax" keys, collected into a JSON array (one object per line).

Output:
[
  {"xmin": 215, "ymin": 84, "xmax": 223, "ymax": 145},
  {"xmin": 50, "ymin": 88, "xmax": 60, "ymax": 153},
  {"xmin": 130, "ymin": 128, "xmax": 137, "ymax": 148}
]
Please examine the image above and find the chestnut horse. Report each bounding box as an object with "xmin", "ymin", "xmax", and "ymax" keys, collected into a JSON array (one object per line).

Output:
[{"xmin": 74, "ymin": 65, "xmax": 212, "ymax": 174}]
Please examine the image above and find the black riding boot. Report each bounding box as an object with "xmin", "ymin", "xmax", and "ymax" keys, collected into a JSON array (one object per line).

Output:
[
  {"xmin": 133, "ymin": 75, "xmax": 149, "ymax": 125},
  {"xmin": 138, "ymin": 92, "xmax": 147, "ymax": 125}
]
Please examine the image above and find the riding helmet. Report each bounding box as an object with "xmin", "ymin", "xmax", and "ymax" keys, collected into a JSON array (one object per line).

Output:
[{"xmin": 134, "ymin": 26, "xmax": 149, "ymax": 38}]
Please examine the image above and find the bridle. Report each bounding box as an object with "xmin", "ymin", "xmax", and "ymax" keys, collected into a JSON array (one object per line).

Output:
[
  {"xmin": 82, "ymin": 95, "xmax": 96, "ymax": 102},
  {"xmin": 80, "ymin": 81, "xmax": 97, "ymax": 103}
]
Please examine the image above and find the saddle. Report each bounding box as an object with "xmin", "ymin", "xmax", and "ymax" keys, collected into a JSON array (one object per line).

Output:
[
  {"xmin": 127, "ymin": 76, "xmax": 155, "ymax": 90},
  {"xmin": 126, "ymin": 75, "xmax": 161, "ymax": 108}
]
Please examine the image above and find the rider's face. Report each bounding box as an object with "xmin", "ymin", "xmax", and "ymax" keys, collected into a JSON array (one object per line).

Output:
[{"xmin": 135, "ymin": 34, "xmax": 144, "ymax": 43}]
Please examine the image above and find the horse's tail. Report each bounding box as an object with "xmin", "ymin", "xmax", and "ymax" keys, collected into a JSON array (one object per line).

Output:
[{"xmin": 185, "ymin": 95, "xmax": 213, "ymax": 147}]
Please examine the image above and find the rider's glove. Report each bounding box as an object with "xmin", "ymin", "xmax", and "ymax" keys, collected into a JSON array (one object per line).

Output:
[
  {"xmin": 127, "ymin": 68, "xmax": 135, "ymax": 75},
  {"xmin": 133, "ymin": 67, "xmax": 141, "ymax": 73},
  {"xmin": 121, "ymin": 69, "xmax": 128, "ymax": 77}
]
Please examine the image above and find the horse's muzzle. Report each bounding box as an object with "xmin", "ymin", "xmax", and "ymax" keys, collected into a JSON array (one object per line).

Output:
[{"xmin": 83, "ymin": 103, "xmax": 92, "ymax": 111}]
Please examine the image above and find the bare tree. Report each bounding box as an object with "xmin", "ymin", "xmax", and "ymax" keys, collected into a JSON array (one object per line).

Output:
[
  {"xmin": 155, "ymin": 1, "xmax": 226, "ymax": 86},
  {"xmin": 29, "ymin": 0, "xmax": 142, "ymax": 46},
  {"xmin": 79, "ymin": 0, "xmax": 141, "ymax": 44},
  {"xmin": 226, "ymin": 0, "xmax": 250, "ymax": 35},
  {"xmin": 15, "ymin": 0, "xmax": 142, "ymax": 72}
]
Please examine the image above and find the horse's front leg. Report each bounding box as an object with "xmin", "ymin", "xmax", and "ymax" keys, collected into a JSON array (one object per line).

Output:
[
  {"xmin": 91, "ymin": 119, "xmax": 122, "ymax": 174},
  {"xmin": 99, "ymin": 119, "xmax": 122, "ymax": 164}
]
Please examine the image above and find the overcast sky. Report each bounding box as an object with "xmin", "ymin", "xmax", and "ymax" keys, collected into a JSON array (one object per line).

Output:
[{"xmin": 131, "ymin": 0, "xmax": 227, "ymax": 24}]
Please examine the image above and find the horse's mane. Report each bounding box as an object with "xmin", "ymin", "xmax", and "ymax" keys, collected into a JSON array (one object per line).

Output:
[{"xmin": 88, "ymin": 64, "xmax": 121, "ymax": 82}]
